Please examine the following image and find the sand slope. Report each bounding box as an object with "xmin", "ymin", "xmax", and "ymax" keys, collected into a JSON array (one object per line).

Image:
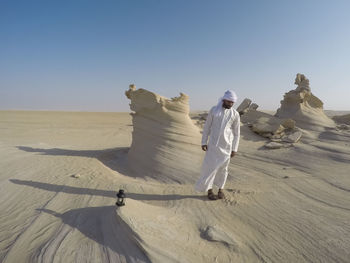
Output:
[{"xmin": 0, "ymin": 110, "xmax": 349, "ymax": 263}]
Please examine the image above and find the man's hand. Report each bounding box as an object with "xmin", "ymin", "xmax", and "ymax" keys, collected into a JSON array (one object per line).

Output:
[
  {"xmin": 230, "ymin": 151, "xmax": 236, "ymax": 158},
  {"xmin": 201, "ymin": 145, "xmax": 208, "ymax": 151}
]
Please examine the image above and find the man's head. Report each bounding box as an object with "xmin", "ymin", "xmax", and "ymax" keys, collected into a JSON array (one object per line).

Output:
[{"xmin": 221, "ymin": 90, "xmax": 237, "ymax": 109}]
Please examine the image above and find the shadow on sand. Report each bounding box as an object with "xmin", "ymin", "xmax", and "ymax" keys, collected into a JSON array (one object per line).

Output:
[
  {"xmin": 12, "ymin": 147, "xmax": 207, "ymax": 260},
  {"xmin": 10, "ymin": 179, "xmax": 206, "ymax": 201},
  {"xmin": 10, "ymin": 178, "xmax": 206, "ymax": 260},
  {"xmin": 35, "ymin": 206, "xmax": 151, "ymax": 262},
  {"xmin": 16, "ymin": 146, "xmax": 131, "ymax": 175}
]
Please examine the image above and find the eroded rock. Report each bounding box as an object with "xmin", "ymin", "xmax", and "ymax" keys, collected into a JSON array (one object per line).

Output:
[
  {"xmin": 282, "ymin": 119, "xmax": 296, "ymax": 129},
  {"xmin": 282, "ymin": 130, "xmax": 303, "ymax": 143},
  {"xmin": 237, "ymin": 98, "xmax": 252, "ymax": 115},
  {"xmin": 251, "ymin": 117, "xmax": 285, "ymax": 135},
  {"xmin": 125, "ymin": 84, "xmax": 203, "ymax": 183},
  {"xmin": 275, "ymin": 73, "xmax": 335, "ymax": 131},
  {"xmin": 248, "ymin": 103, "xmax": 259, "ymax": 111},
  {"xmin": 333, "ymin": 114, "xmax": 350, "ymax": 125},
  {"xmin": 200, "ymin": 226, "xmax": 239, "ymax": 251}
]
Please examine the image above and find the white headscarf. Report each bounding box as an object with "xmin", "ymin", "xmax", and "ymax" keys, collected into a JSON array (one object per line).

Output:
[
  {"xmin": 213, "ymin": 90, "xmax": 238, "ymax": 116},
  {"xmin": 222, "ymin": 90, "xmax": 238, "ymax": 103}
]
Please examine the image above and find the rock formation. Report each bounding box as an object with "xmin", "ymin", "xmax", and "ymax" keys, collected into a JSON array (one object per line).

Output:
[
  {"xmin": 236, "ymin": 99, "xmax": 252, "ymax": 115},
  {"xmin": 125, "ymin": 84, "xmax": 203, "ymax": 183},
  {"xmin": 236, "ymin": 98, "xmax": 260, "ymax": 116},
  {"xmin": 237, "ymin": 73, "xmax": 339, "ymax": 148},
  {"xmin": 333, "ymin": 114, "xmax": 350, "ymax": 125},
  {"xmin": 275, "ymin": 73, "xmax": 335, "ymax": 130},
  {"xmin": 239, "ymin": 105, "xmax": 300, "ymax": 148}
]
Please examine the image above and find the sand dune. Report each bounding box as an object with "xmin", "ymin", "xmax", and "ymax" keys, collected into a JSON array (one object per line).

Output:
[{"xmin": 1, "ymin": 107, "xmax": 349, "ymax": 262}]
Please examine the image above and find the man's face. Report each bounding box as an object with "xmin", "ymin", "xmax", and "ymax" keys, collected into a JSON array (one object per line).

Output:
[{"xmin": 222, "ymin": 99, "xmax": 234, "ymax": 109}]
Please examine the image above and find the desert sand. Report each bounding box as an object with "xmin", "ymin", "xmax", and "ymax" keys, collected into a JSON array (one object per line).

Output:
[{"xmin": 1, "ymin": 77, "xmax": 350, "ymax": 262}]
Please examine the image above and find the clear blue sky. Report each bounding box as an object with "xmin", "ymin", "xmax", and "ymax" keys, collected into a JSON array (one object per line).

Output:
[{"xmin": 1, "ymin": 0, "xmax": 349, "ymax": 111}]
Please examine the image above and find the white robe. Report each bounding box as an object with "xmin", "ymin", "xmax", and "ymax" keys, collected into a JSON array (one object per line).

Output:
[{"xmin": 194, "ymin": 105, "xmax": 240, "ymax": 192}]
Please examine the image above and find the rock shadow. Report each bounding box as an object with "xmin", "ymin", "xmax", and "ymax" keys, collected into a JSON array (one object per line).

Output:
[
  {"xmin": 10, "ymin": 179, "xmax": 206, "ymax": 201},
  {"xmin": 37, "ymin": 206, "xmax": 151, "ymax": 262},
  {"xmin": 318, "ymin": 130, "xmax": 350, "ymax": 142},
  {"xmin": 16, "ymin": 146, "xmax": 130, "ymax": 176},
  {"xmin": 16, "ymin": 146, "xmax": 201, "ymax": 183}
]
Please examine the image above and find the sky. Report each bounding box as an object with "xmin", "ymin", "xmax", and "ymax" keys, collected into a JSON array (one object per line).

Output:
[{"xmin": 1, "ymin": 0, "xmax": 350, "ymax": 112}]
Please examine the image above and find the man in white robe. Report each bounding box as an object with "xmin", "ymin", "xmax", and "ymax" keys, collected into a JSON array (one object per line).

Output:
[{"xmin": 195, "ymin": 90, "xmax": 240, "ymax": 200}]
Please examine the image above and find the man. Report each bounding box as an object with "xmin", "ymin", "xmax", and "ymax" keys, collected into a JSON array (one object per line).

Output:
[{"xmin": 195, "ymin": 90, "xmax": 240, "ymax": 200}]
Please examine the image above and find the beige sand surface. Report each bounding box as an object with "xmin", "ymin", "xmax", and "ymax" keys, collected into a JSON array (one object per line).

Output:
[{"xmin": 0, "ymin": 110, "xmax": 350, "ymax": 263}]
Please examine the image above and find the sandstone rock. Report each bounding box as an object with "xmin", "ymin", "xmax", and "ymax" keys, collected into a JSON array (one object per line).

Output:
[
  {"xmin": 237, "ymin": 98, "xmax": 252, "ymax": 115},
  {"xmin": 271, "ymin": 134, "xmax": 282, "ymax": 140},
  {"xmin": 265, "ymin": 142, "xmax": 293, "ymax": 149},
  {"xmin": 125, "ymin": 84, "xmax": 203, "ymax": 183},
  {"xmin": 201, "ymin": 226, "xmax": 238, "ymax": 251},
  {"xmin": 248, "ymin": 103, "xmax": 259, "ymax": 111},
  {"xmin": 333, "ymin": 114, "xmax": 350, "ymax": 125},
  {"xmin": 271, "ymin": 138, "xmax": 282, "ymax": 142},
  {"xmin": 282, "ymin": 130, "xmax": 302, "ymax": 143},
  {"xmin": 275, "ymin": 73, "xmax": 335, "ymax": 131},
  {"xmin": 251, "ymin": 118, "xmax": 285, "ymax": 135},
  {"xmin": 240, "ymin": 109, "xmax": 272, "ymax": 124},
  {"xmin": 282, "ymin": 119, "xmax": 296, "ymax": 129},
  {"xmin": 294, "ymin": 73, "xmax": 311, "ymax": 92},
  {"xmin": 265, "ymin": 142, "xmax": 285, "ymax": 149},
  {"xmin": 71, "ymin": 173, "xmax": 81, "ymax": 178}
]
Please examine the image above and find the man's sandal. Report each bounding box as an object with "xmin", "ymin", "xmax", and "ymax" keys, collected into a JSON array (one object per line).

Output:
[
  {"xmin": 218, "ymin": 190, "xmax": 225, "ymax": 199},
  {"xmin": 208, "ymin": 190, "xmax": 217, "ymax": 200}
]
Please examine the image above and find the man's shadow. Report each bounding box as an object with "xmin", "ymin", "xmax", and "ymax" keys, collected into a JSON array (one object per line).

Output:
[
  {"xmin": 36, "ymin": 206, "xmax": 151, "ymax": 262},
  {"xmin": 16, "ymin": 146, "xmax": 130, "ymax": 176}
]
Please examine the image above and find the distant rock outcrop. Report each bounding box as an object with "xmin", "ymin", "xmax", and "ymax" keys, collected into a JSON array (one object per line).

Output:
[
  {"xmin": 236, "ymin": 98, "xmax": 260, "ymax": 116},
  {"xmin": 333, "ymin": 114, "xmax": 350, "ymax": 125},
  {"xmin": 237, "ymin": 99, "xmax": 252, "ymax": 115},
  {"xmin": 275, "ymin": 73, "xmax": 335, "ymax": 131},
  {"xmin": 240, "ymin": 105, "xmax": 300, "ymax": 148},
  {"xmin": 125, "ymin": 84, "xmax": 203, "ymax": 183},
  {"xmin": 236, "ymin": 73, "xmax": 339, "ymax": 148}
]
